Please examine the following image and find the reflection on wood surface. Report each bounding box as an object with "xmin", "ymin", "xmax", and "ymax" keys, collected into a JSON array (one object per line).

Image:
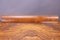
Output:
[
  {"xmin": 0, "ymin": 23, "xmax": 60, "ymax": 40},
  {"xmin": 1, "ymin": 16, "xmax": 58, "ymax": 23},
  {"xmin": 0, "ymin": 16, "xmax": 60, "ymax": 40}
]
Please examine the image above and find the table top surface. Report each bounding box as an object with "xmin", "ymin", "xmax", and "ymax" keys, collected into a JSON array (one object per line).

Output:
[{"xmin": 0, "ymin": 23, "xmax": 60, "ymax": 40}]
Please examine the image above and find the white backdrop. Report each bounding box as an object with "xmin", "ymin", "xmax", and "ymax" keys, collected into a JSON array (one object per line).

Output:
[{"xmin": 0, "ymin": 0, "xmax": 60, "ymax": 16}]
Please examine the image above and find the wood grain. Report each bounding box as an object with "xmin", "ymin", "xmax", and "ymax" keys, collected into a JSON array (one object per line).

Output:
[
  {"xmin": 0, "ymin": 23, "xmax": 60, "ymax": 40},
  {"xmin": 1, "ymin": 16, "xmax": 58, "ymax": 23},
  {"xmin": 0, "ymin": 16, "xmax": 60, "ymax": 40}
]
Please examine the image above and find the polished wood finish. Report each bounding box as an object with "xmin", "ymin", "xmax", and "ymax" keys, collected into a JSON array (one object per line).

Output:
[
  {"xmin": 1, "ymin": 16, "xmax": 58, "ymax": 23},
  {"xmin": 0, "ymin": 16, "xmax": 60, "ymax": 40}
]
